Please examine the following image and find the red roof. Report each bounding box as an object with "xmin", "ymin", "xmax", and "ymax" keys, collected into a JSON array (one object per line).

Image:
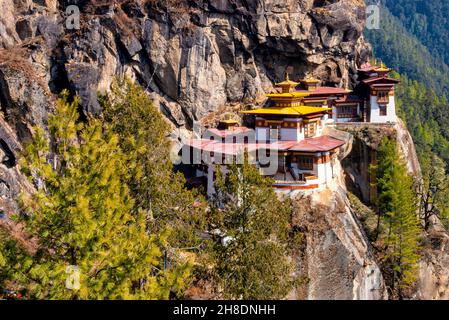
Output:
[
  {"xmin": 335, "ymin": 96, "xmax": 363, "ymax": 104},
  {"xmin": 187, "ymin": 136, "xmax": 345, "ymax": 155},
  {"xmin": 287, "ymin": 136, "xmax": 345, "ymax": 152},
  {"xmin": 206, "ymin": 127, "xmax": 252, "ymax": 138},
  {"xmin": 296, "ymin": 86, "xmax": 349, "ymax": 96},
  {"xmin": 358, "ymin": 63, "xmax": 376, "ymax": 72},
  {"xmin": 187, "ymin": 139, "xmax": 252, "ymax": 155},
  {"xmin": 362, "ymin": 77, "xmax": 400, "ymax": 85}
]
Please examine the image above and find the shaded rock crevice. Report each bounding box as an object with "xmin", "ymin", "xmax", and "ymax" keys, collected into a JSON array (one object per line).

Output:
[{"xmin": 291, "ymin": 186, "xmax": 388, "ymax": 300}]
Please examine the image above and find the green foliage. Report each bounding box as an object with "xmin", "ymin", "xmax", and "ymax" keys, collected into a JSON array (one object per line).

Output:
[
  {"xmin": 393, "ymin": 73, "xmax": 449, "ymax": 164},
  {"xmin": 365, "ymin": 1, "xmax": 449, "ymax": 235},
  {"xmin": 0, "ymin": 92, "xmax": 190, "ymax": 299},
  {"xmin": 0, "ymin": 228, "xmax": 31, "ymax": 295},
  {"xmin": 100, "ymin": 77, "xmax": 207, "ymax": 250},
  {"xmin": 375, "ymin": 138, "xmax": 422, "ymax": 297},
  {"xmin": 365, "ymin": 1, "xmax": 449, "ymax": 170},
  {"xmin": 419, "ymin": 153, "xmax": 449, "ymax": 230},
  {"xmin": 210, "ymin": 159, "xmax": 297, "ymax": 299},
  {"xmin": 383, "ymin": 0, "xmax": 449, "ymax": 70},
  {"xmin": 365, "ymin": 3, "xmax": 449, "ymax": 97},
  {"xmin": 348, "ymin": 192, "xmax": 382, "ymax": 242}
]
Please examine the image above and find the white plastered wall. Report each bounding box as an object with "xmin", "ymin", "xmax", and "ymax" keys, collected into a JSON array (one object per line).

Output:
[{"xmin": 369, "ymin": 95, "xmax": 397, "ymax": 123}]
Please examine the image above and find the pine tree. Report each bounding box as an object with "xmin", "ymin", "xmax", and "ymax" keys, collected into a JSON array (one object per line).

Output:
[
  {"xmin": 100, "ymin": 77, "xmax": 206, "ymax": 250},
  {"xmin": 375, "ymin": 138, "xmax": 422, "ymax": 298},
  {"xmin": 210, "ymin": 158, "xmax": 297, "ymax": 299},
  {"xmin": 0, "ymin": 92, "xmax": 190, "ymax": 299}
]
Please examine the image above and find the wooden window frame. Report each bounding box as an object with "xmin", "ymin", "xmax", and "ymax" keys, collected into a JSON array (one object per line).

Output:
[
  {"xmin": 304, "ymin": 122, "xmax": 317, "ymax": 138},
  {"xmin": 377, "ymin": 91, "xmax": 389, "ymax": 104},
  {"xmin": 297, "ymin": 156, "xmax": 314, "ymax": 170},
  {"xmin": 338, "ymin": 105, "xmax": 358, "ymax": 119}
]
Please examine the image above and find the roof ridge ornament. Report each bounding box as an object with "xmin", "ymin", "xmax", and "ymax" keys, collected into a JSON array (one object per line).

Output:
[{"xmin": 275, "ymin": 73, "xmax": 300, "ymax": 93}]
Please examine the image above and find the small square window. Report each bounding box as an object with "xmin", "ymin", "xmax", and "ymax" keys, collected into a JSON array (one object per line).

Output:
[
  {"xmin": 380, "ymin": 105, "xmax": 387, "ymax": 116},
  {"xmin": 298, "ymin": 156, "xmax": 314, "ymax": 170}
]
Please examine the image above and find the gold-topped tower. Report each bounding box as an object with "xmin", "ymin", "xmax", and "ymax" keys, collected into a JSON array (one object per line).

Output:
[
  {"xmin": 373, "ymin": 60, "xmax": 391, "ymax": 75},
  {"xmin": 276, "ymin": 72, "xmax": 300, "ymax": 93},
  {"xmin": 300, "ymin": 74, "xmax": 321, "ymax": 91}
]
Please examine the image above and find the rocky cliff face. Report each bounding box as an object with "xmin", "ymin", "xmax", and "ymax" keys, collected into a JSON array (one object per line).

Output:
[
  {"xmin": 291, "ymin": 186, "xmax": 387, "ymax": 300},
  {"xmin": 2, "ymin": 0, "xmax": 447, "ymax": 302},
  {"xmin": 339, "ymin": 119, "xmax": 420, "ymax": 204},
  {"xmin": 0, "ymin": 0, "xmax": 370, "ymax": 124},
  {"xmin": 0, "ymin": 0, "xmax": 369, "ymax": 234},
  {"xmin": 337, "ymin": 120, "xmax": 449, "ymax": 300}
]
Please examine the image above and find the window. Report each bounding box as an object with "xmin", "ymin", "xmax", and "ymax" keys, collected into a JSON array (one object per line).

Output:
[
  {"xmin": 338, "ymin": 105, "xmax": 358, "ymax": 118},
  {"xmin": 377, "ymin": 91, "xmax": 389, "ymax": 104},
  {"xmin": 304, "ymin": 122, "xmax": 317, "ymax": 138},
  {"xmin": 379, "ymin": 105, "xmax": 387, "ymax": 116},
  {"xmin": 298, "ymin": 156, "xmax": 314, "ymax": 170}
]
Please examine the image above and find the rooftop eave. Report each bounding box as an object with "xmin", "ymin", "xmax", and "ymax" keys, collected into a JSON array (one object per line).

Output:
[
  {"xmin": 241, "ymin": 106, "xmax": 332, "ymax": 116},
  {"xmin": 266, "ymin": 92, "xmax": 311, "ymax": 98}
]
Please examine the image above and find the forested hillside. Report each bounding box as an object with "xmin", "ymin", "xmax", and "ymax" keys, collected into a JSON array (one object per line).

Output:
[
  {"xmin": 365, "ymin": 1, "xmax": 449, "ymax": 163},
  {"xmin": 385, "ymin": 0, "xmax": 449, "ymax": 67},
  {"xmin": 364, "ymin": 1, "xmax": 449, "ymax": 229},
  {"xmin": 365, "ymin": 3, "xmax": 449, "ymax": 97},
  {"xmin": 394, "ymin": 74, "xmax": 449, "ymax": 164}
]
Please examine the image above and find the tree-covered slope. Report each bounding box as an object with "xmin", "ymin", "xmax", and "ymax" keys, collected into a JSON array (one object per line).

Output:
[
  {"xmin": 394, "ymin": 73, "xmax": 449, "ymax": 164},
  {"xmin": 365, "ymin": 1, "xmax": 449, "ymax": 165},
  {"xmin": 365, "ymin": 1, "xmax": 449, "ymax": 230},
  {"xmin": 364, "ymin": 4, "xmax": 449, "ymax": 97},
  {"xmin": 384, "ymin": 0, "xmax": 449, "ymax": 65}
]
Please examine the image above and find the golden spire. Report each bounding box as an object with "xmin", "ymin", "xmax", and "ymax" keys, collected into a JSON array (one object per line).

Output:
[
  {"xmin": 374, "ymin": 60, "xmax": 391, "ymax": 73},
  {"xmin": 300, "ymin": 72, "xmax": 320, "ymax": 91},
  {"xmin": 275, "ymin": 72, "xmax": 299, "ymax": 93}
]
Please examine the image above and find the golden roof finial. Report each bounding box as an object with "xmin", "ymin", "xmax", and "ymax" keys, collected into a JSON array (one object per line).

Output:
[
  {"xmin": 374, "ymin": 59, "xmax": 390, "ymax": 73},
  {"xmin": 276, "ymin": 72, "xmax": 300, "ymax": 93}
]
